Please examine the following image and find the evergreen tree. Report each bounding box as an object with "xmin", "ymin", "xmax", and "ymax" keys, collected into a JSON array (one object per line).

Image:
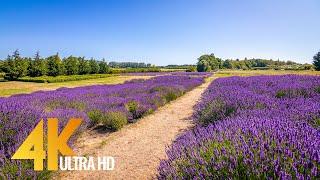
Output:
[
  {"xmin": 47, "ymin": 53, "xmax": 63, "ymax": 76},
  {"xmin": 28, "ymin": 51, "xmax": 47, "ymax": 77},
  {"xmin": 63, "ymin": 56, "xmax": 79, "ymax": 75},
  {"xmin": 4, "ymin": 50, "xmax": 28, "ymax": 79},
  {"xmin": 313, "ymin": 51, "xmax": 320, "ymax": 71}
]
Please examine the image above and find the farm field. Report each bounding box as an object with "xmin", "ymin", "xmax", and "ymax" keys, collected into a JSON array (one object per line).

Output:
[
  {"xmin": 0, "ymin": 75, "xmax": 152, "ymax": 97},
  {"xmin": 0, "ymin": 73, "xmax": 208, "ymax": 179},
  {"xmin": 215, "ymin": 69, "xmax": 320, "ymax": 77},
  {"xmin": 159, "ymin": 75, "xmax": 320, "ymax": 179},
  {"xmin": 1, "ymin": 71, "xmax": 319, "ymax": 179}
]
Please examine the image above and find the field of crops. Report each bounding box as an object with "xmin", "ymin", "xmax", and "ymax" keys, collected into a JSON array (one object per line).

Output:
[
  {"xmin": 159, "ymin": 75, "xmax": 320, "ymax": 179},
  {"xmin": 0, "ymin": 73, "xmax": 208, "ymax": 179}
]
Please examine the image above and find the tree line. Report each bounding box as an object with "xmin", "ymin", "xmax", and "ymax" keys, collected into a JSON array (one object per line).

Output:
[
  {"xmin": 109, "ymin": 61, "xmax": 152, "ymax": 68},
  {"xmin": 196, "ymin": 53, "xmax": 318, "ymax": 72},
  {"xmin": 0, "ymin": 50, "xmax": 111, "ymax": 80}
]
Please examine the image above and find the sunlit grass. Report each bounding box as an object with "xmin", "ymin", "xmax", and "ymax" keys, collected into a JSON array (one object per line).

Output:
[{"xmin": 0, "ymin": 76, "xmax": 151, "ymax": 97}]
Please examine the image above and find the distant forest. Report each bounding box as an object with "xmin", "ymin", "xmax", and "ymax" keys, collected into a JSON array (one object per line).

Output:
[
  {"xmin": 0, "ymin": 50, "xmax": 159, "ymax": 80},
  {"xmin": 195, "ymin": 53, "xmax": 314, "ymax": 72},
  {"xmin": 0, "ymin": 50, "xmax": 317, "ymax": 80}
]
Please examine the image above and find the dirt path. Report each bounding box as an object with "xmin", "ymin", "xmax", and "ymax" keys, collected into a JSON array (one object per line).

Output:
[{"xmin": 58, "ymin": 78, "xmax": 214, "ymax": 180}]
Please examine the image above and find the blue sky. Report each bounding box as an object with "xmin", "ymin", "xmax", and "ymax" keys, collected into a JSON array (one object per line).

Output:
[{"xmin": 0, "ymin": 0, "xmax": 319, "ymax": 65}]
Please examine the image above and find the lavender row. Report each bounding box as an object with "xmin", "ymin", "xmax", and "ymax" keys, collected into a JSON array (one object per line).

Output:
[
  {"xmin": 122, "ymin": 71, "xmax": 212, "ymax": 78},
  {"xmin": 0, "ymin": 74, "xmax": 206, "ymax": 179},
  {"xmin": 159, "ymin": 75, "xmax": 320, "ymax": 179}
]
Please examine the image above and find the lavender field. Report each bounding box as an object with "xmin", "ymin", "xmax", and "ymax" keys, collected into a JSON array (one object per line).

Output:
[
  {"xmin": 0, "ymin": 73, "xmax": 207, "ymax": 179},
  {"xmin": 159, "ymin": 75, "xmax": 320, "ymax": 179}
]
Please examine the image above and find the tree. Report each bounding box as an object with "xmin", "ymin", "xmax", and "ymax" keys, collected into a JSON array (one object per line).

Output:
[
  {"xmin": 0, "ymin": 59, "xmax": 4, "ymax": 73},
  {"xmin": 4, "ymin": 50, "xmax": 28, "ymax": 80},
  {"xmin": 99, "ymin": 59, "xmax": 110, "ymax": 74},
  {"xmin": 47, "ymin": 53, "xmax": 63, "ymax": 76},
  {"xmin": 28, "ymin": 51, "xmax": 47, "ymax": 77},
  {"xmin": 196, "ymin": 54, "xmax": 220, "ymax": 72},
  {"xmin": 313, "ymin": 51, "xmax": 320, "ymax": 71},
  {"xmin": 197, "ymin": 59, "xmax": 211, "ymax": 72},
  {"xmin": 89, "ymin": 58, "xmax": 100, "ymax": 74},
  {"xmin": 222, "ymin": 60, "xmax": 233, "ymax": 69},
  {"xmin": 78, "ymin": 57, "xmax": 91, "ymax": 75},
  {"xmin": 63, "ymin": 56, "xmax": 79, "ymax": 75}
]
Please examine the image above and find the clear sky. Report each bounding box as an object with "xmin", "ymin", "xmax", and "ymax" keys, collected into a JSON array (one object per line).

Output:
[{"xmin": 0, "ymin": 0, "xmax": 319, "ymax": 65}]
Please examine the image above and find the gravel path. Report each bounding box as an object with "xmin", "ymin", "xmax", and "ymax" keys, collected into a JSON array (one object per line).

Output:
[{"xmin": 58, "ymin": 78, "xmax": 214, "ymax": 180}]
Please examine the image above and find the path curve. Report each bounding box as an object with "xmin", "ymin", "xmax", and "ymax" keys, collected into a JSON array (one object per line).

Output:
[{"xmin": 58, "ymin": 78, "xmax": 214, "ymax": 180}]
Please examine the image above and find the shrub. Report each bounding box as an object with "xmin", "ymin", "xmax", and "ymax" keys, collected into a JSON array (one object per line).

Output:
[
  {"xmin": 87, "ymin": 110, "xmax": 104, "ymax": 125},
  {"xmin": 125, "ymin": 101, "xmax": 141, "ymax": 119},
  {"xmin": 102, "ymin": 111, "xmax": 128, "ymax": 131},
  {"xmin": 164, "ymin": 91, "xmax": 178, "ymax": 102}
]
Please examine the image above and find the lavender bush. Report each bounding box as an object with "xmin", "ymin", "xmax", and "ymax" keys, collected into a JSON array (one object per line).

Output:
[
  {"xmin": 159, "ymin": 75, "xmax": 320, "ymax": 179},
  {"xmin": 0, "ymin": 73, "xmax": 206, "ymax": 179}
]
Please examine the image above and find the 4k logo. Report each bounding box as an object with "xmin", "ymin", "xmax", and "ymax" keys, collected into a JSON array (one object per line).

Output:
[{"xmin": 11, "ymin": 118, "xmax": 82, "ymax": 171}]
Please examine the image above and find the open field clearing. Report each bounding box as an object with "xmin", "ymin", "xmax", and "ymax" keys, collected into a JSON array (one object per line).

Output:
[
  {"xmin": 159, "ymin": 75, "xmax": 320, "ymax": 179},
  {"xmin": 0, "ymin": 73, "xmax": 208, "ymax": 179},
  {"xmin": 0, "ymin": 75, "xmax": 152, "ymax": 97},
  {"xmin": 58, "ymin": 76, "xmax": 216, "ymax": 179}
]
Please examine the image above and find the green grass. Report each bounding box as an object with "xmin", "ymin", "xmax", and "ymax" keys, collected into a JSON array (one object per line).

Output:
[
  {"xmin": 17, "ymin": 74, "xmax": 117, "ymax": 83},
  {"xmin": 0, "ymin": 75, "xmax": 151, "ymax": 97}
]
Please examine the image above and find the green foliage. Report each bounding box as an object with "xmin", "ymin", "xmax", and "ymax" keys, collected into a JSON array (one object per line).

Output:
[
  {"xmin": 110, "ymin": 67, "xmax": 161, "ymax": 74},
  {"xmin": 28, "ymin": 51, "xmax": 47, "ymax": 77},
  {"xmin": 47, "ymin": 53, "xmax": 63, "ymax": 76},
  {"xmin": 98, "ymin": 60, "xmax": 110, "ymax": 74},
  {"xmin": 3, "ymin": 50, "xmax": 29, "ymax": 80},
  {"xmin": 101, "ymin": 111, "xmax": 128, "ymax": 131},
  {"xmin": 87, "ymin": 109, "xmax": 104, "ymax": 125},
  {"xmin": 197, "ymin": 59, "xmax": 211, "ymax": 72},
  {"xmin": 276, "ymin": 90, "xmax": 286, "ymax": 98},
  {"xmin": 78, "ymin": 57, "xmax": 91, "ymax": 75},
  {"xmin": 165, "ymin": 91, "xmax": 180, "ymax": 102},
  {"xmin": 63, "ymin": 56, "xmax": 79, "ymax": 75},
  {"xmin": 109, "ymin": 61, "xmax": 151, "ymax": 68},
  {"xmin": 197, "ymin": 54, "xmax": 220, "ymax": 72},
  {"xmin": 17, "ymin": 74, "xmax": 116, "ymax": 83},
  {"xmin": 186, "ymin": 66, "xmax": 196, "ymax": 72},
  {"xmin": 1, "ymin": 159, "xmax": 51, "ymax": 180},
  {"xmin": 313, "ymin": 51, "xmax": 320, "ymax": 71},
  {"xmin": 222, "ymin": 59, "xmax": 233, "ymax": 69},
  {"xmin": 125, "ymin": 101, "xmax": 141, "ymax": 119},
  {"xmin": 89, "ymin": 58, "xmax": 100, "ymax": 74},
  {"xmin": 87, "ymin": 110, "xmax": 127, "ymax": 130}
]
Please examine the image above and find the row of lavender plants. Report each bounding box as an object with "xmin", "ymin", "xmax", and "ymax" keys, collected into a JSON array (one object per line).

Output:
[
  {"xmin": 159, "ymin": 75, "xmax": 320, "ymax": 179},
  {"xmin": 123, "ymin": 72, "xmax": 213, "ymax": 77},
  {"xmin": 0, "ymin": 73, "xmax": 207, "ymax": 179}
]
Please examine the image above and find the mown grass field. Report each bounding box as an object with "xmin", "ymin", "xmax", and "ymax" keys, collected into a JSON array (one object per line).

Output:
[{"xmin": 0, "ymin": 75, "xmax": 151, "ymax": 97}]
